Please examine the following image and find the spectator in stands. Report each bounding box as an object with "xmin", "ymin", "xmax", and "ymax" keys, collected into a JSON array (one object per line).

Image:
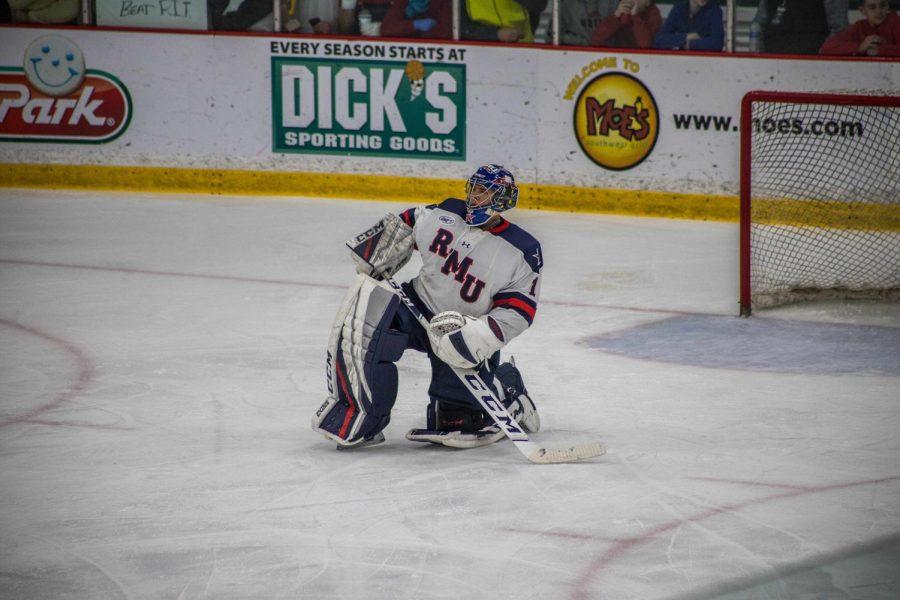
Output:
[
  {"xmin": 210, "ymin": 0, "xmax": 273, "ymax": 30},
  {"xmin": 753, "ymin": 0, "xmax": 848, "ymax": 54},
  {"xmin": 652, "ymin": 0, "xmax": 724, "ymax": 50},
  {"xmin": 9, "ymin": 0, "xmax": 77, "ymax": 23},
  {"xmin": 461, "ymin": 0, "xmax": 541, "ymax": 43},
  {"xmin": 381, "ymin": 0, "xmax": 452, "ymax": 39},
  {"xmin": 283, "ymin": 0, "xmax": 357, "ymax": 34},
  {"xmin": 521, "ymin": 0, "xmax": 549, "ymax": 38},
  {"xmin": 340, "ymin": 0, "xmax": 392, "ymax": 36},
  {"xmin": 1, "ymin": 0, "xmax": 12, "ymax": 22},
  {"xmin": 561, "ymin": 0, "xmax": 660, "ymax": 48},
  {"xmin": 820, "ymin": 0, "xmax": 900, "ymax": 55},
  {"xmin": 560, "ymin": 0, "xmax": 613, "ymax": 45},
  {"xmin": 596, "ymin": 0, "xmax": 662, "ymax": 47}
]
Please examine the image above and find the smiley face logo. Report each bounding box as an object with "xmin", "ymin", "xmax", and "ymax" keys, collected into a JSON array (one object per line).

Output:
[{"xmin": 23, "ymin": 35, "xmax": 86, "ymax": 97}]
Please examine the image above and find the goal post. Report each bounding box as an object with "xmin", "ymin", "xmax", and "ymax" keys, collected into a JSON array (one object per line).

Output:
[{"xmin": 739, "ymin": 90, "xmax": 900, "ymax": 316}]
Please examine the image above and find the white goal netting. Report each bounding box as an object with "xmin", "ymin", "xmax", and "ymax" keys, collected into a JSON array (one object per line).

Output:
[{"xmin": 741, "ymin": 91, "xmax": 900, "ymax": 314}]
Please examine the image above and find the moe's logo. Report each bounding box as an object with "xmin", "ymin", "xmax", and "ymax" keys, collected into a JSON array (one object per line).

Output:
[
  {"xmin": 0, "ymin": 35, "xmax": 132, "ymax": 143},
  {"xmin": 272, "ymin": 56, "xmax": 465, "ymax": 160},
  {"xmin": 573, "ymin": 71, "xmax": 659, "ymax": 171}
]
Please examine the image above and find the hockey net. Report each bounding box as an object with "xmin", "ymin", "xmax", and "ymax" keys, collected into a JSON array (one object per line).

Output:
[{"xmin": 739, "ymin": 91, "xmax": 900, "ymax": 316}]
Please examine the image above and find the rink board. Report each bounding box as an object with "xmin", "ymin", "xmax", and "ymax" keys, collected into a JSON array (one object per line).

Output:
[{"xmin": 0, "ymin": 26, "xmax": 897, "ymax": 218}]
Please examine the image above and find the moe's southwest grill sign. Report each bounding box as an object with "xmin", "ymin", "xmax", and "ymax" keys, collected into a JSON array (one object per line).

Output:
[
  {"xmin": 0, "ymin": 35, "xmax": 132, "ymax": 143},
  {"xmin": 566, "ymin": 58, "xmax": 659, "ymax": 171}
]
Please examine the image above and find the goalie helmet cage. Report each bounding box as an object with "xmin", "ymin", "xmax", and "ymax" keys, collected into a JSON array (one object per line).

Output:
[{"xmin": 739, "ymin": 90, "xmax": 900, "ymax": 317}]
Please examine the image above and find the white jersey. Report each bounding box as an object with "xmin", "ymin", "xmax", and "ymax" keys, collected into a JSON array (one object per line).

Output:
[{"xmin": 400, "ymin": 199, "xmax": 542, "ymax": 346}]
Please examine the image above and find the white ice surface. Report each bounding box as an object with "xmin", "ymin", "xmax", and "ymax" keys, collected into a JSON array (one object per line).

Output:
[{"xmin": 1, "ymin": 189, "xmax": 898, "ymax": 600}]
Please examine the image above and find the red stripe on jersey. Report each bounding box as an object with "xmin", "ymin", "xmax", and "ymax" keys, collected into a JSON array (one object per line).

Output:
[
  {"xmin": 335, "ymin": 361, "xmax": 357, "ymax": 439},
  {"xmin": 488, "ymin": 219, "xmax": 510, "ymax": 234},
  {"xmin": 492, "ymin": 297, "xmax": 536, "ymax": 321},
  {"xmin": 401, "ymin": 210, "xmax": 414, "ymax": 227}
]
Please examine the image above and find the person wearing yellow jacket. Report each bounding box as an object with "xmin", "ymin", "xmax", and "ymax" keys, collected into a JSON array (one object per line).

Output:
[{"xmin": 462, "ymin": 0, "xmax": 547, "ymax": 42}]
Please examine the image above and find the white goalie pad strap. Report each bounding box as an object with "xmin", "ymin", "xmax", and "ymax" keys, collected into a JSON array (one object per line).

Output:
[
  {"xmin": 312, "ymin": 274, "xmax": 401, "ymax": 444},
  {"xmin": 346, "ymin": 213, "xmax": 414, "ymax": 279},
  {"xmin": 428, "ymin": 312, "xmax": 505, "ymax": 369},
  {"xmin": 405, "ymin": 427, "xmax": 505, "ymax": 448}
]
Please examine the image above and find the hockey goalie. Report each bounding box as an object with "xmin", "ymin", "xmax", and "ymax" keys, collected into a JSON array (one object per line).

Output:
[{"xmin": 312, "ymin": 164, "xmax": 543, "ymax": 450}]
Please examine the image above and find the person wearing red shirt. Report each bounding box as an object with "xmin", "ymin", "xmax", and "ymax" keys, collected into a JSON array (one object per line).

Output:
[
  {"xmin": 591, "ymin": 0, "xmax": 662, "ymax": 48},
  {"xmin": 820, "ymin": 0, "xmax": 900, "ymax": 56},
  {"xmin": 380, "ymin": 0, "xmax": 452, "ymax": 39}
]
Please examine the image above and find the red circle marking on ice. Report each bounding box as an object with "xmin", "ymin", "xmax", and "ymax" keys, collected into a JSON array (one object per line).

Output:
[
  {"xmin": 570, "ymin": 475, "xmax": 900, "ymax": 600},
  {"xmin": 0, "ymin": 318, "xmax": 95, "ymax": 428}
]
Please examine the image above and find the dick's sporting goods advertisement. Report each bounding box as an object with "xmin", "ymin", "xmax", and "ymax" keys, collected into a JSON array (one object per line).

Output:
[{"xmin": 272, "ymin": 56, "xmax": 465, "ymax": 160}]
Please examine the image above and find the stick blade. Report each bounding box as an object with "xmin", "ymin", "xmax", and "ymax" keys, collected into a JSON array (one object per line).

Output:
[{"xmin": 527, "ymin": 442, "xmax": 606, "ymax": 464}]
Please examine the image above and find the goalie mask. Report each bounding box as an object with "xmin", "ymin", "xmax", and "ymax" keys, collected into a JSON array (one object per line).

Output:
[{"xmin": 465, "ymin": 164, "xmax": 519, "ymax": 227}]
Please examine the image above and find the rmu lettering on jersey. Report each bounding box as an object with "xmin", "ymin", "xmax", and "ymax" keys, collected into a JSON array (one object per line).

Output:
[
  {"xmin": 428, "ymin": 228, "xmax": 486, "ymax": 303},
  {"xmin": 406, "ymin": 199, "xmax": 542, "ymax": 348}
]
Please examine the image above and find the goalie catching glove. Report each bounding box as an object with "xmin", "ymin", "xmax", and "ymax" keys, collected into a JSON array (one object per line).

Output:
[
  {"xmin": 427, "ymin": 311, "xmax": 505, "ymax": 370},
  {"xmin": 347, "ymin": 213, "xmax": 414, "ymax": 279}
]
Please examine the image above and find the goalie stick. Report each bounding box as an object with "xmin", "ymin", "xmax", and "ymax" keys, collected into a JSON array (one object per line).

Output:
[{"xmin": 381, "ymin": 275, "xmax": 605, "ymax": 464}]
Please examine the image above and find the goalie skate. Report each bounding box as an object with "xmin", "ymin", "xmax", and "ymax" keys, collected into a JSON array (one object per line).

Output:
[
  {"xmin": 406, "ymin": 391, "xmax": 537, "ymax": 450},
  {"xmin": 406, "ymin": 399, "xmax": 508, "ymax": 449},
  {"xmin": 406, "ymin": 426, "xmax": 505, "ymax": 449}
]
